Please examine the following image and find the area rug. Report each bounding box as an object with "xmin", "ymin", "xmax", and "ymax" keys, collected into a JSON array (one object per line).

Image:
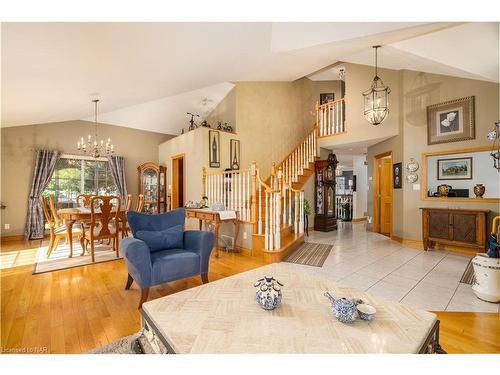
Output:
[
  {"xmin": 283, "ymin": 242, "xmax": 332, "ymax": 267},
  {"xmin": 459, "ymin": 260, "xmax": 475, "ymax": 285},
  {"xmin": 33, "ymin": 240, "xmax": 123, "ymax": 274},
  {"xmin": 88, "ymin": 333, "xmax": 155, "ymax": 354}
]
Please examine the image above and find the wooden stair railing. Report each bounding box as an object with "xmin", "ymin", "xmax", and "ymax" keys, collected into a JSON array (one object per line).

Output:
[{"xmin": 316, "ymin": 98, "xmax": 346, "ymax": 137}]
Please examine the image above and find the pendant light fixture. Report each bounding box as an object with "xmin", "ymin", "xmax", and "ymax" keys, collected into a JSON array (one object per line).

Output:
[
  {"xmin": 362, "ymin": 46, "xmax": 391, "ymax": 126},
  {"xmin": 77, "ymin": 99, "xmax": 115, "ymax": 158}
]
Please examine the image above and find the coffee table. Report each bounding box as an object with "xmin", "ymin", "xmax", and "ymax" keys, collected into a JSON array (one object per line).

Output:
[{"xmin": 140, "ymin": 263, "xmax": 443, "ymax": 354}]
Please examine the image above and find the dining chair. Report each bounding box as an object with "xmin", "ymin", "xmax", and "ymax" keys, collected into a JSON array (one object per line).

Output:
[
  {"xmin": 77, "ymin": 194, "xmax": 95, "ymax": 208},
  {"xmin": 119, "ymin": 194, "xmax": 133, "ymax": 238},
  {"xmin": 81, "ymin": 195, "xmax": 121, "ymax": 262},
  {"xmin": 42, "ymin": 194, "xmax": 82, "ymax": 257},
  {"xmin": 136, "ymin": 194, "xmax": 145, "ymax": 212}
]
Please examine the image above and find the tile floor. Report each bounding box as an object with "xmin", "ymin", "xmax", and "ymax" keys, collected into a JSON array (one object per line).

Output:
[{"xmin": 289, "ymin": 222, "xmax": 499, "ymax": 313}]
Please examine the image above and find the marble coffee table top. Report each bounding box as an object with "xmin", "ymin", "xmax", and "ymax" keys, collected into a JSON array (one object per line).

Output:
[{"xmin": 141, "ymin": 263, "xmax": 437, "ymax": 353}]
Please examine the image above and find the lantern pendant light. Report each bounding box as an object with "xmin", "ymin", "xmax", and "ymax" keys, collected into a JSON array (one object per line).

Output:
[{"xmin": 362, "ymin": 46, "xmax": 391, "ymax": 126}]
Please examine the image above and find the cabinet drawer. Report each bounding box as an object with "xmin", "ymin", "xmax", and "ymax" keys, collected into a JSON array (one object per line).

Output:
[
  {"xmin": 185, "ymin": 211, "xmax": 196, "ymax": 218},
  {"xmin": 197, "ymin": 212, "xmax": 214, "ymax": 221}
]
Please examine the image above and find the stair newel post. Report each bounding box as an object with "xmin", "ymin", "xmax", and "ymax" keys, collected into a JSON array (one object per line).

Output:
[
  {"xmin": 265, "ymin": 190, "xmax": 269, "ymax": 249},
  {"xmin": 293, "ymin": 191, "xmax": 299, "ymax": 233},
  {"xmin": 275, "ymin": 189, "xmax": 281, "ymax": 250},
  {"xmin": 202, "ymin": 167, "xmax": 207, "ymax": 202},
  {"xmin": 299, "ymin": 191, "xmax": 305, "ymax": 234},
  {"xmin": 278, "ymin": 166, "xmax": 286, "ymax": 225},
  {"xmin": 316, "ymin": 101, "xmax": 320, "ymax": 136}
]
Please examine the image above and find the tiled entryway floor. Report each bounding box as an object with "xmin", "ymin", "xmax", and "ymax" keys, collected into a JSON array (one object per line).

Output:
[{"xmin": 290, "ymin": 222, "xmax": 499, "ymax": 313}]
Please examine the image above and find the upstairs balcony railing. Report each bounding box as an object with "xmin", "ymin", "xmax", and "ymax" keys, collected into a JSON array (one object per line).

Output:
[{"xmin": 316, "ymin": 98, "xmax": 345, "ymax": 137}]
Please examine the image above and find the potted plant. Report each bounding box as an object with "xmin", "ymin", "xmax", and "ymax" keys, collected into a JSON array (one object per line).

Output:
[{"xmin": 303, "ymin": 199, "xmax": 311, "ymax": 236}]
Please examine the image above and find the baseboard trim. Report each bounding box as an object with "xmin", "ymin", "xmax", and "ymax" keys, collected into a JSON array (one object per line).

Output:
[
  {"xmin": 352, "ymin": 217, "xmax": 367, "ymax": 222},
  {"xmin": 1, "ymin": 235, "xmax": 26, "ymax": 242},
  {"xmin": 390, "ymin": 236, "xmax": 481, "ymax": 254}
]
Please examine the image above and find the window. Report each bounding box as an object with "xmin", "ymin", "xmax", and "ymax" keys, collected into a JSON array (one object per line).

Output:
[{"xmin": 44, "ymin": 155, "xmax": 117, "ymax": 208}]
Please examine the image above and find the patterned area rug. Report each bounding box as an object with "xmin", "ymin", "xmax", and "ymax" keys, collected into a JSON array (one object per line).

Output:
[
  {"xmin": 283, "ymin": 242, "xmax": 332, "ymax": 267},
  {"xmin": 33, "ymin": 240, "xmax": 123, "ymax": 274},
  {"xmin": 460, "ymin": 260, "xmax": 475, "ymax": 285},
  {"xmin": 88, "ymin": 333, "xmax": 155, "ymax": 354}
]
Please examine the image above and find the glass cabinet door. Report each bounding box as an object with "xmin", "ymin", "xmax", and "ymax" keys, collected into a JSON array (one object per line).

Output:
[
  {"xmin": 143, "ymin": 168, "xmax": 158, "ymax": 214},
  {"xmin": 159, "ymin": 171, "xmax": 166, "ymax": 213}
]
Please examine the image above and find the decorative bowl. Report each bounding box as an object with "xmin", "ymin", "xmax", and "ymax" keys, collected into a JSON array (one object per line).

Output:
[{"xmin": 356, "ymin": 303, "xmax": 376, "ymax": 321}]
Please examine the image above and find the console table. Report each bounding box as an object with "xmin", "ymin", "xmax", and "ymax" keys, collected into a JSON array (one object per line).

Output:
[
  {"xmin": 185, "ymin": 208, "xmax": 240, "ymax": 258},
  {"xmin": 420, "ymin": 208, "xmax": 489, "ymax": 252}
]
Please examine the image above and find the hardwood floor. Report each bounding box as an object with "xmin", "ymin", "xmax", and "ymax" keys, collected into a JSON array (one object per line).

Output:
[{"xmin": 1, "ymin": 239, "xmax": 498, "ymax": 354}]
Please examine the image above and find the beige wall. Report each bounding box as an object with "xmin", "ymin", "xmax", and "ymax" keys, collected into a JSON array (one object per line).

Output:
[
  {"xmin": 1, "ymin": 120, "xmax": 172, "ymax": 236},
  {"xmin": 367, "ymin": 69, "xmax": 500, "ymax": 241},
  {"xmin": 205, "ymin": 88, "xmax": 236, "ymax": 131}
]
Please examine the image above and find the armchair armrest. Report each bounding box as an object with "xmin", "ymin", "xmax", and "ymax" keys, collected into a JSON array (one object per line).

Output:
[
  {"xmin": 120, "ymin": 237, "xmax": 153, "ymax": 288},
  {"xmin": 184, "ymin": 230, "xmax": 215, "ymax": 274}
]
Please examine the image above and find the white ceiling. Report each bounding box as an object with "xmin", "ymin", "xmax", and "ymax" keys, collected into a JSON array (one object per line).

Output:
[{"xmin": 2, "ymin": 22, "xmax": 497, "ymax": 134}]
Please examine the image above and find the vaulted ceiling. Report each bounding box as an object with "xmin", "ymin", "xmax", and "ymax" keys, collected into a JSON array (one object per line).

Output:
[{"xmin": 2, "ymin": 22, "xmax": 498, "ymax": 134}]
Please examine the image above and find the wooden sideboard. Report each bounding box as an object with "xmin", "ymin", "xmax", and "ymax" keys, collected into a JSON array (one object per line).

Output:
[{"xmin": 420, "ymin": 208, "xmax": 489, "ymax": 252}]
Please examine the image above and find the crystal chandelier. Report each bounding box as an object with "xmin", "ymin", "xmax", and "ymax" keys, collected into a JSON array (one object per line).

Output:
[
  {"xmin": 362, "ymin": 46, "xmax": 391, "ymax": 126},
  {"xmin": 77, "ymin": 99, "xmax": 114, "ymax": 158},
  {"xmin": 487, "ymin": 120, "xmax": 500, "ymax": 171}
]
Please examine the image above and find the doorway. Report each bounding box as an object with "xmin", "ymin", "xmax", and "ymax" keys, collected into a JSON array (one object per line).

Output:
[
  {"xmin": 171, "ymin": 154, "xmax": 185, "ymax": 209},
  {"xmin": 373, "ymin": 151, "xmax": 393, "ymax": 237}
]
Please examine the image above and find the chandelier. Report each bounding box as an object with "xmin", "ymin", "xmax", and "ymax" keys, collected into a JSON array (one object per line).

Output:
[
  {"xmin": 77, "ymin": 99, "xmax": 114, "ymax": 158},
  {"xmin": 487, "ymin": 120, "xmax": 500, "ymax": 170},
  {"xmin": 362, "ymin": 46, "xmax": 391, "ymax": 126}
]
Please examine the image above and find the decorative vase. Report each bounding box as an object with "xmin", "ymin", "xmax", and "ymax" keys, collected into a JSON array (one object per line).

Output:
[
  {"xmin": 474, "ymin": 184, "xmax": 485, "ymax": 198},
  {"xmin": 324, "ymin": 291, "xmax": 359, "ymax": 324},
  {"xmin": 438, "ymin": 184, "xmax": 452, "ymax": 197},
  {"xmin": 254, "ymin": 276, "xmax": 283, "ymax": 310}
]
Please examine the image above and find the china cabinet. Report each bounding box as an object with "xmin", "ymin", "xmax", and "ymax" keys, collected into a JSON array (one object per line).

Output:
[
  {"xmin": 138, "ymin": 162, "xmax": 167, "ymax": 214},
  {"xmin": 314, "ymin": 153, "xmax": 338, "ymax": 231}
]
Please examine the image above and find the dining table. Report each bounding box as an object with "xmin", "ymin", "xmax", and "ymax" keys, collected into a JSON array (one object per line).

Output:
[{"xmin": 57, "ymin": 207, "xmax": 125, "ymax": 258}]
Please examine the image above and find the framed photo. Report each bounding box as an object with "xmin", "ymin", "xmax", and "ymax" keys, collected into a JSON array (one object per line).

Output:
[
  {"xmin": 209, "ymin": 130, "xmax": 220, "ymax": 168},
  {"xmin": 320, "ymin": 92, "xmax": 335, "ymax": 105},
  {"xmin": 393, "ymin": 162, "xmax": 402, "ymax": 189},
  {"xmin": 437, "ymin": 157, "xmax": 472, "ymax": 180},
  {"xmin": 230, "ymin": 139, "xmax": 240, "ymax": 170},
  {"xmin": 427, "ymin": 96, "xmax": 475, "ymax": 145}
]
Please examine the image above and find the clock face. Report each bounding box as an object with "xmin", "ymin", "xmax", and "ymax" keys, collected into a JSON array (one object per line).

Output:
[{"xmin": 327, "ymin": 165, "xmax": 334, "ymax": 180}]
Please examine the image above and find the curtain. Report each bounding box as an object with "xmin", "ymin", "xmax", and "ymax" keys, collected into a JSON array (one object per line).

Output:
[
  {"xmin": 107, "ymin": 155, "xmax": 128, "ymax": 208},
  {"xmin": 24, "ymin": 149, "xmax": 61, "ymax": 239}
]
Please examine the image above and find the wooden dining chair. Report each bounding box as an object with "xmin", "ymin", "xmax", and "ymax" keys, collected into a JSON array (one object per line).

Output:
[
  {"xmin": 77, "ymin": 194, "xmax": 95, "ymax": 208},
  {"xmin": 81, "ymin": 195, "xmax": 121, "ymax": 262},
  {"xmin": 119, "ymin": 194, "xmax": 133, "ymax": 238},
  {"xmin": 136, "ymin": 194, "xmax": 145, "ymax": 212},
  {"xmin": 42, "ymin": 194, "xmax": 81, "ymax": 258}
]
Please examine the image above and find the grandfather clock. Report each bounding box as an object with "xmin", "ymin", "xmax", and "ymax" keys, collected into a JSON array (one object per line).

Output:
[{"xmin": 314, "ymin": 153, "xmax": 338, "ymax": 232}]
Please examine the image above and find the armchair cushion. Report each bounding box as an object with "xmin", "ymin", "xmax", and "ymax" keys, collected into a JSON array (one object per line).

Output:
[
  {"xmin": 135, "ymin": 224, "xmax": 184, "ymax": 252},
  {"xmin": 151, "ymin": 249, "xmax": 200, "ymax": 285},
  {"xmin": 127, "ymin": 209, "xmax": 185, "ymax": 237}
]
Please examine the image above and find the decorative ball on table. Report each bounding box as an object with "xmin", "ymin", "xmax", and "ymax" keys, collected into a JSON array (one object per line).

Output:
[{"xmin": 254, "ymin": 276, "xmax": 283, "ymax": 310}]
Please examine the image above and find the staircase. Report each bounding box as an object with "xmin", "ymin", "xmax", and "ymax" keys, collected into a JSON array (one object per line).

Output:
[{"xmin": 202, "ymin": 98, "xmax": 345, "ymax": 263}]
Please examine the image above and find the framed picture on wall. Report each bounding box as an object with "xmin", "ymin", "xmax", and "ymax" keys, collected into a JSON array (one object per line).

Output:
[
  {"xmin": 393, "ymin": 162, "xmax": 402, "ymax": 188},
  {"xmin": 427, "ymin": 96, "xmax": 475, "ymax": 145},
  {"xmin": 320, "ymin": 92, "xmax": 335, "ymax": 105},
  {"xmin": 230, "ymin": 139, "xmax": 240, "ymax": 170},
  {"xmin": 209, "ymin": 130, "xmax": 220, "ymax": 168},
  {"xmin": 437, "ymin": 157, "xmax": 472, "ymax": 180}
]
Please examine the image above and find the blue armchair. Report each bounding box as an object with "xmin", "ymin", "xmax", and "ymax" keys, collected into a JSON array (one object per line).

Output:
[{"xmin": 120, "ymin": 208, "xmax": 215, "ymax": 308}]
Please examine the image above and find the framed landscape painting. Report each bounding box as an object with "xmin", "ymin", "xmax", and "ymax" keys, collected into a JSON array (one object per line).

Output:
[
  {"xmin": 437, "ymin": 157, "xmax": 472, "ymax": 180},
  {"xmin": 427, "ymin": 96, "xmax": 475, "ymax": 145}
]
